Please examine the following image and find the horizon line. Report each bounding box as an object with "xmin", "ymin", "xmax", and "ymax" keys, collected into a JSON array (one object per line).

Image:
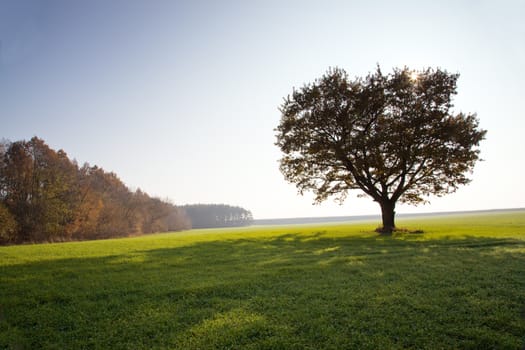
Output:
[{"xmin": 253, "ymin": 207, "xmax": 525, "ymax": 223}]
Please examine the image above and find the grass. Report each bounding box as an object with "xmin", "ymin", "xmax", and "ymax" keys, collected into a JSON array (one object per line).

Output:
[{"xmin": 1, "ymin": 210, "xmax": 524, "ymax": 349}]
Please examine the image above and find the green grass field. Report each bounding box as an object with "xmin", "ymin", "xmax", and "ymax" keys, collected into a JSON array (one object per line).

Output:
[{"xmin": 1, "ymin": 210, "xmax": 524, "ymax": 349}]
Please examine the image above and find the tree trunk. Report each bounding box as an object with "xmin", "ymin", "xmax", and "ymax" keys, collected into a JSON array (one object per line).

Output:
[{"xmin": 379, "ymin": 200, "xmax": 396, "ymax": 234}]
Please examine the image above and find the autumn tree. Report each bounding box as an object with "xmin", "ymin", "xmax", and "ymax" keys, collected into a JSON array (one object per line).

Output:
[
  {"xmin": 0, "ymin": 137, "xmax": 77, "ymax": 241},
  {"xmin": 0, "ymin": 137, "xmax": 191, "ymax": 244},
  {"xmin": 276, "ymin": 66, "xmax": 486, "ymax": 234},
  {"xmin": 69, "ymin": 164, "xmax": 105, "ymax": 239},
  {"xmin": 0, "ymin": 202, "xmax": 17, "ymax": 243}
]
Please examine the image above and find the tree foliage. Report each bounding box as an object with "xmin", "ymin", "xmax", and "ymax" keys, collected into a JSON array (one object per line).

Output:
[
  {"xmin": 0, "ymin": 137, "xmax": 191, "ymax": 244},
  {"xmin": 182, "ymin": 204, "xmax": 253, "ymax": 229},
  {"xmin": 276, "ymin": 66, "xmax": 486, "ymax": 233},
  {"xmin": 0, "ymin": 202, "xmax": 17, "ymax": 243}
]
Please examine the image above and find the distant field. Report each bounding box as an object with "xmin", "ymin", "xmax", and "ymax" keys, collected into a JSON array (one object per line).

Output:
[{"xmin": 1, "ymin": 210, "xmax": 524, "ymax": 349}]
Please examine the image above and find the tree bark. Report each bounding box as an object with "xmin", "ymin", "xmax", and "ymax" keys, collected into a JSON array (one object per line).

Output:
[{"xmin": 379, "ymin": 200, "xmax": 396, "ymax": 234}]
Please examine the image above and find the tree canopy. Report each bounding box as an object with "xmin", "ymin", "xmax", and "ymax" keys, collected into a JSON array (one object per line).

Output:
[
  {"xmin": 182, "ymin": 204, "xmax": 253, "ymax": 229},
  {"xmin": 0, "ymin": 137, "xmax": 190, "ymax": 244},
  {"xmin": 276, "ymin": 66, "xmax": 486, "ymax": 233}
]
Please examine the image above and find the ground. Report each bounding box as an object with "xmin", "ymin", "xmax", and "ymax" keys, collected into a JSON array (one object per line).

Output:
[{"xmin": 1, "ymin": 210, "xmax": 524, "ymax": 349}]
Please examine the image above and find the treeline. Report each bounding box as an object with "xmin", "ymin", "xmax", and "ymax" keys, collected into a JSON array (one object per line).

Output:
[
  {"xmin": 182, "ymin": 204, "xmax": 253, "ymax": 229},
  {"xmin": 0, "ymin": 137, "xmax": 190, "ymax": 244}
]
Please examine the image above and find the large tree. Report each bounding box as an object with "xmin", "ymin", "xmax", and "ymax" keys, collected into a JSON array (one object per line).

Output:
[{"xmin": 275, "ymin": 66, "xmax": 486, "ymax": 234}]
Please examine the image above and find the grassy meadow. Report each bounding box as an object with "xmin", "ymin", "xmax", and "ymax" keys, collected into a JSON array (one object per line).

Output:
[{"xmin": 1, "ymin": 210, "xmax": 524, "ymax": 349}]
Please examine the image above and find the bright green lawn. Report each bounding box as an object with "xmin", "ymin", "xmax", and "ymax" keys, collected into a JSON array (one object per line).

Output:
[{"xmin": 1, "ymin": 210, "xmax": 524, "ymax": 349}]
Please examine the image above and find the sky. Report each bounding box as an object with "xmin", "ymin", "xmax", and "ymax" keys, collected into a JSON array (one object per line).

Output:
[{"xmin": 1, "ymin": 0, "xmax": 524, "ymax": 219}]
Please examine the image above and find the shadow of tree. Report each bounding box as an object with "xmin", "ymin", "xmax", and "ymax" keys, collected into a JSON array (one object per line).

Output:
[{"xmin": 1, "ymin": 234, "xmax": 524, "ymax": 349}]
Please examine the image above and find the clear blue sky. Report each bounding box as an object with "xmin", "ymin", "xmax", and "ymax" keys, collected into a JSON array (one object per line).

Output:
[{"xmin": 1, "ymin": 0, "xmax": 524, "ymax": 219}]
